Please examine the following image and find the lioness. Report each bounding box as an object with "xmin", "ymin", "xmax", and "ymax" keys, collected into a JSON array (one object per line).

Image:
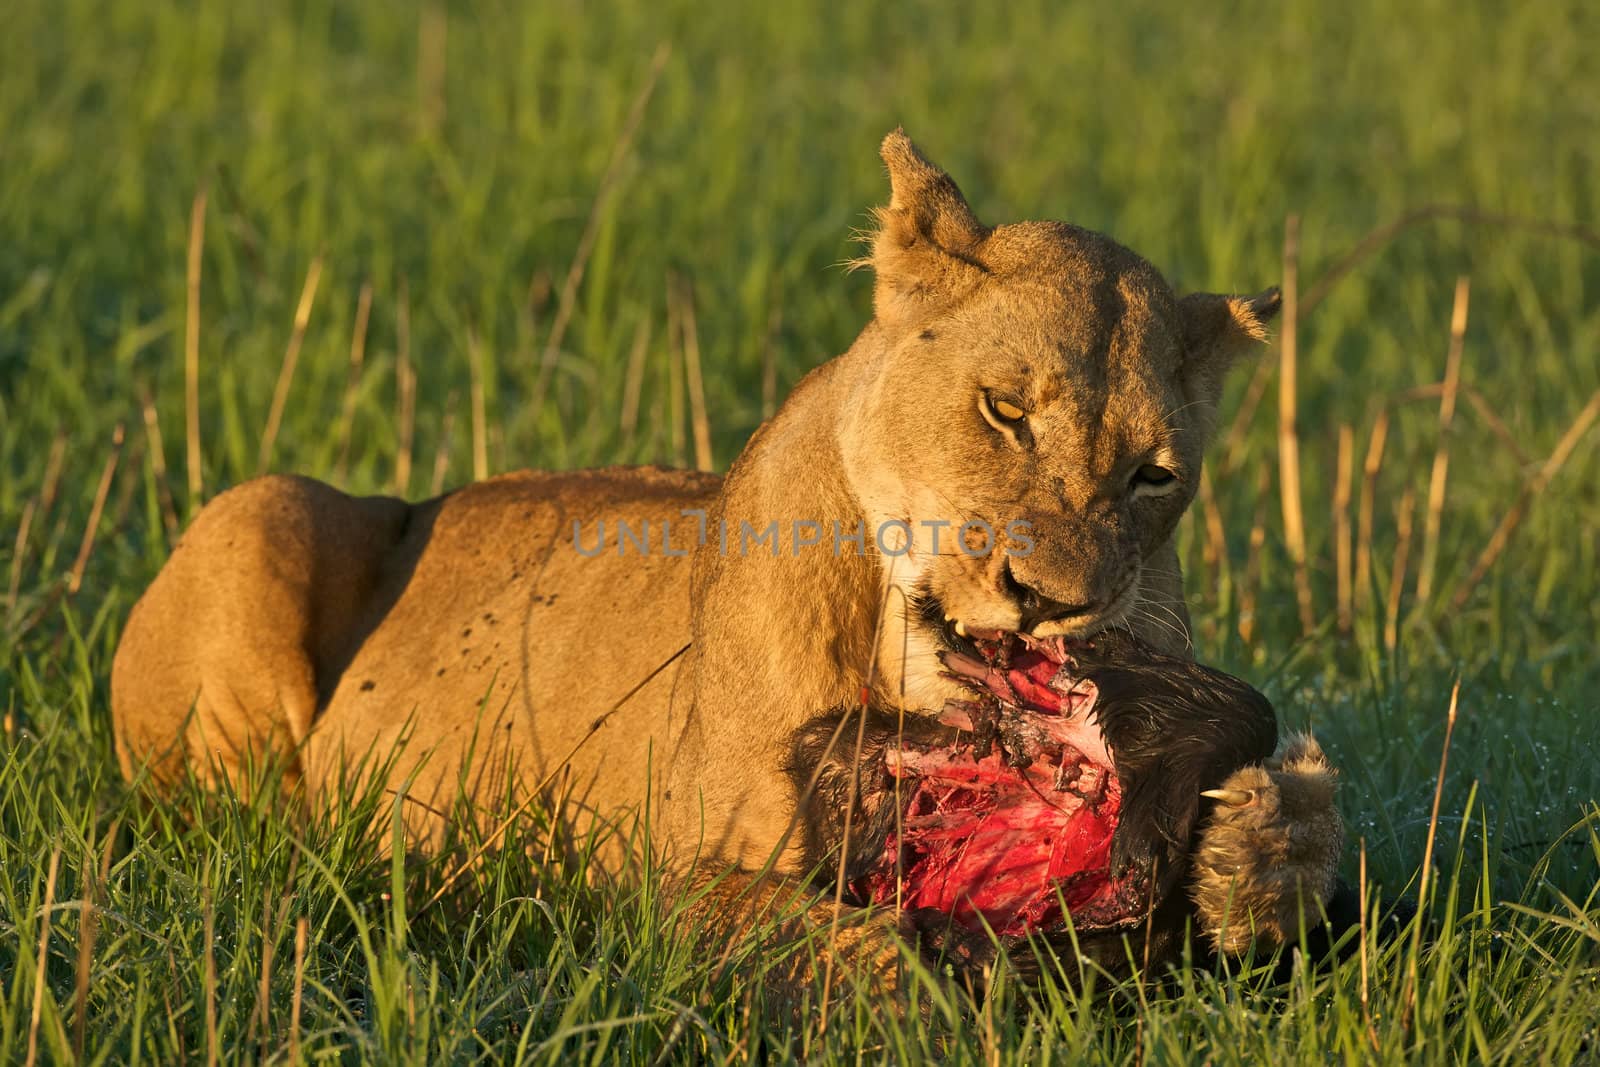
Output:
[{"xmin": 113, "ymin": 132, "xmax": 1299, "ymax": 980}]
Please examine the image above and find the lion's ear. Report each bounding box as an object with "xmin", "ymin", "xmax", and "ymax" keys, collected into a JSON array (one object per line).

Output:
[
  {"xmin": 1177, "ymin": 288, "xmax": 1282, "ymax": 410},
  {"xmin": 863, "ymin": 130, "xmax": 991, "ymax": 328}
]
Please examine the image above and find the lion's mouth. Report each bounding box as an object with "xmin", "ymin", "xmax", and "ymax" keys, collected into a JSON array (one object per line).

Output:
[
  {"xmin": 852, "ymin": 629, "xmax": 1150, "ymax": 937},
  {"xmin": 914, "ymin": 589, "xmax": 1015, "ymax": 659},
  {"xmin": 915, "ymin": 582, "xmax": 1136, "ymax": 652}
]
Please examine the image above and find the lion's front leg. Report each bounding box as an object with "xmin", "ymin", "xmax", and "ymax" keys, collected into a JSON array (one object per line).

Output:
[
  {"xmin": 663, "ymin": 707, "xmax": 964, "ymax": 999},
  {"xmin": 672, "ymin": 867, "xmax": 907, "ymax": 998}
]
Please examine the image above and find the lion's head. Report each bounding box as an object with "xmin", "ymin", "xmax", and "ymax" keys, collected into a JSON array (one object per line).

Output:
[{"xmin": 836, "ymin": 131, "xmax": 1278, "ymax": 701}]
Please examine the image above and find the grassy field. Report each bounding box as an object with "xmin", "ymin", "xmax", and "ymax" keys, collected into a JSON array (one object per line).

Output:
[{"xmin": 3, "ymin": 0, "xmax": 1599, "ymax": 1061}]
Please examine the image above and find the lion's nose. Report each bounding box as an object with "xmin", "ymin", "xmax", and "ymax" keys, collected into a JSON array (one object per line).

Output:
[{"xmin": 1000, "ymin": 560, "xmax": 1097, "ymax": 630}]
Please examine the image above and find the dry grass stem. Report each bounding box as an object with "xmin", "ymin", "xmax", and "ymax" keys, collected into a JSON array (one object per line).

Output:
[
  {"xmin": 334, "ymin": 281, "xmax": 374, "ymax": 482},
  {"xmin": 138, "ymin": 384, "xmax": 181, "ymax": 541},
  {"xmin": 619, "ymin": 316, "xmax": 652, "ymax": 450},
  {"xmin": 1221, "ymin": 350, "xmax": 1274, "ymax": 474},
  {"xmin": 253, "ymin": 885, "xmax": 275, "ymax": 1056},
  {"xmin": 185, "ymin": 185, "xmax": 208, "ymax": 510},
  {"xmin": 422, "ymin": 643, "xmax": 690, "ymax": 911},
  {"xmin": 1450, "ymin": 387, "xmax": 1600, "ymax": 610},
  {"xmin": 1460, "ymin": 386, "xmax": 1530, "ymax": 467},
  {"xmin": 530, "ymin": 44, "xmax": 670, "ymax": 413},
  {"xmin": 72, "ymin": 835, "xmax": 116, "ymax": 1062},
  {"xmin": 430, "ymin": 392, "xmax": 460, "ymax": 497},
  {"xmin": 1300, "ymin": 205, "xmax": 1600, "ymax": 317},
  {"xmin": 290, "ymin": 917, "xmax": 308, "ymax": 1063},
  {"xmin": 818, "ymin": 562, "xmax": 904, "ymax": 1028},
  {"xmin": 108, "ymin": 434, "xmax": 144, "ymax": 538},
  {"xmin": 72, "ymin": 885, "xmax": 95, "ymax": 1062},
  {"xmin": 417, "ymin": 3, "xmax": 447, "ymax": 137},
  {"xmin": 1238, "ymin": 461, "xmax": 1271, "ymax": 645},
  {"xmin": 1355, "ymin": 410, "xmax": 1391, "ymax": 616},
  {"xmin": 25, "ymin": 848, "xmax": 62, "ymax": 1067},
  {"xmin": 1390, "ymin": 378, "xmax": 1534, "ymax": 465},
  {"xmin": 68, "ymin": 424, "xmax": 126, "ymax": 595},
  {"xmin": 6, "ymin": 498, "xmax": 36, "ymax": 610},
  {"xmin": 1334, "ymin": 422, "xmax": 1355, "ymax": 633},
  {"xmin": 73, "ymin": 831, "xmax": 114, "ymax": 1063},
  {"xmin": 257, "ymin": 254, "xmax": 326, "ymax": 474},
  {"xmin": 1415, "ymin": 277, "xmax": 1469, "ymax": 606},
  {"xmin": 1358, "ymin": 838, "xmax": 1374, "ymax": 1048},
  {"xmin": 1198, "ymin": 466, "xmax": 1228, "ymax": 604},
  {"xmin": 394, "ymin": 279, "xmax": 415, "ymax": 495},
  {"xmin": 1402, "ymin": 680, "xmax": 1461, "ymax": 1028},
  {"xmin": 1384, "ymin": 486, "xmax": 1417, "ymax": 652},
  {"xmin": 161, "ymin": 948, "xmax": 186, "ymax": 1062},
  {"xmin": 36, "ymin": 433, "xmax": 69, "ymax": 528},
  {"xmin": 761, "ymin": 305, "xmax": 782, "ymax": 421},
  {"xmin": 533, "ymin": 765, "xmax": 571, "ymax": 904},
  {"xmin": 666, "ymin": 279, "xmax": 686, "ymax": 467},
  {"xmin": 676, "ymin": 276, "xmax": 714, "ymax": 472},
  {"xmin": 204, "ymin": 884, "xmax": 218, "ymax": 1067},
  {"xmin": 1276, "ymin": 214, "xmax": 1315, "ymax": 635},
  {"xmin": 468, "ymin": 331, "xmax": 489, "ymax": 481}
]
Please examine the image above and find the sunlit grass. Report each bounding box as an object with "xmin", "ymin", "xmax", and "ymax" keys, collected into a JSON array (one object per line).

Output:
[{"xmin": 2, "ymin": 0, "xmax": 1598, "ymax": 1061}]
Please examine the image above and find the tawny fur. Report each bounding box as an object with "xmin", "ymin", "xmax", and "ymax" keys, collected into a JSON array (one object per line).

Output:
[
  {"xmin": 112, "ymin": 131, "xmax": 1287, "ymax": 984},
  {"xmin": 1190, "ymin": 733, "xmax": 1345, "ymax": 954}
]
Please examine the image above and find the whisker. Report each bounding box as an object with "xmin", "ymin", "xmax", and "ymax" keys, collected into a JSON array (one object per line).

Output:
[
  {"xmin": 1136, "ymin": 603, "xmax": 1193, "ymax": 651},
  {"xmin": 1162, "ymin": 398, "xmax": 1213, "ymax": 423},
  {"xmin": 1132, "ymin": 603, "xmax": 1183, "ymax": 636}
]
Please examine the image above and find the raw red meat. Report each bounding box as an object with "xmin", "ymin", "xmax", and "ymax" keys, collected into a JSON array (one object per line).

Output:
[{"xmin": 851, "ymin": 636, "xmax": 1146, "ymax": 936}]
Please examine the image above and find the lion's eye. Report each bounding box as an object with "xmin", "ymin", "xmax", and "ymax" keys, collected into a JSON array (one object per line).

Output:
[
  {"xmin": 1132, "ymin": 464, "xmax": 1178, "ymax": 491},
  {"xmin": 991, "ymin": 397, "xmax": 1026, "ymax": 422},
  {"xmin": 979, "ymin": 392, "xmax": 1028, "ymax": 434}
]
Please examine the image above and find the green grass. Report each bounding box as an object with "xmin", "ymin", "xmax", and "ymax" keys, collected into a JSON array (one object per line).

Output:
[{"xmin": 3, "ymin": 0, "xmax": 1599, "ymax": 1061}]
